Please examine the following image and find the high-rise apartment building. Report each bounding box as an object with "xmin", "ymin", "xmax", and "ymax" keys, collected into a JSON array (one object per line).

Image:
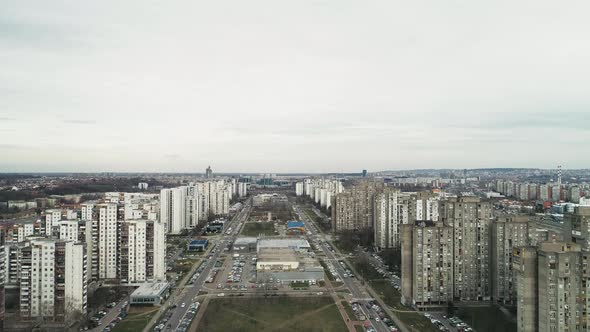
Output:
[
  {"xmin": 0, "ymin": 229, "xmax": 5, "ymax": 332},
  {"xmin": 491, "ymin": 216, "xmax": 534, "ymax": 304},
  {"xmin": 20, "ymin": 239, "xmax": 87, "ymax": 320},
  {"xmin": 569, "ymin": 206, "xmax": 590, "ymax": 251},
  {"xmin": 238, "ymin": 182, "xmax": 248, "ymax": 198},
  {"xmin": 97, "ymin": 203, "xmax": 117, "ymax": 279},
  {"xmin": 439, "ymin": 196, "xmax": 492, "ymax": 301},
  {"xmin": 401, "ymin": 221, "xmax": 453, "ymax": 308},
  {"xmin": 537, "ymin": 242, "xmax": 583, "ymax": 332},
  {"xmin": 118, "ymin": 220, "xmax": 166, "ymax": 283},
  {"xmin": 160, "ymin": 188, "xmax": 187, "ymax": 234},
  {"xmin": 374, "ymin": 188, "xmax": 400, "ymax": 249},
  {"xmin": 331, "ymin": 181, "xmax": 383, "ymax": 232},
  {"xmin": 295, "ymin": 182, "xmax": 304, "ymax": 196},
  {"xmin": 568, "ymin": 186, "xmax": 581, "ymax": 203},
  {"xmin": 45, "ymin": 209, "xmax": 62, "ymax": 236},
  {"xmin": 512, "ymin": 247, "xmax": 538, "ymax": 332}
]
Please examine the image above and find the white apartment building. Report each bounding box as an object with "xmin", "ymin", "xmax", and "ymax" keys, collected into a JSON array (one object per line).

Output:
[
  {"xmin": 59, "ymin": 220, "xmax": 80, "ymax": 242},
  {"xmin": 238, "ymin": 182, "xmax": 248, "ymax": 198},
  {"xmin": 119, "ymin": 220, "xmax": 147, "ymax": 283},
  {"xmin": 152, "ymin": 221, "xmax": 166, "ymax": 281},
  {"xmin": 45, "ymin": 209, "xmax": 62, "ymax": 236},
  {"xmin": 64, "ymin": 241, "xmax": 88, "ymax": 317},
  {"xmin": 374, "ymin": 188, "xmax": 400, "ymax": 249},
  {"xmin": 80, "ymin": 203, "xmax": 94, "ymax": 221},
  {"xmin": 20, "ymin": 239, "xmax": 87, "ymax": 320},
  {"xmin": 160, "ymin": 188, "xmax": 187, "ymax": 234},
  {"xmin": 295, "ymin": 182, "xmax": 304, "ymax": 196},
  {"xmin": 97, "ymin": 203, "xmax": 117, "ymax": 279}
]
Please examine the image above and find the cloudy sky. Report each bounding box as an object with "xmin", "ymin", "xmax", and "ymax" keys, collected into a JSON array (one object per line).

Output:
[{"xmin": 1, "ymin": 1, "xmax": 589, "ymax": 173}]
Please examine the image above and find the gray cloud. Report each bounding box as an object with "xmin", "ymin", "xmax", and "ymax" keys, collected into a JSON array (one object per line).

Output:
[
  {"xmin": 63, "ymin": 119, "xmax": 97, "ymax": 125},
  {"xmin": 1, "ymin": 0, "xmax": 590, "ymax": 172}
]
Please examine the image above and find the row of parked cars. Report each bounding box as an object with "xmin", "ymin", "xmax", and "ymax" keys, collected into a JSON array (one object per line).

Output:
[
  {"xmin": 227, "ymin": 258, "xmax": 245, "ymax": 283},
  {"xmin": 338, "ymin": 260, "xmax": 354, "ymax": 278},
  {"xmin": 174, "ymin": 302, "xmax": 201, "ymax": 332},
  {"xmin": 367, "ymin": 252, "xmax": 401, "ymax": 289},
  {"xmin": 448, "ymin": 316, "xmax": 474, "ymax": 332}
]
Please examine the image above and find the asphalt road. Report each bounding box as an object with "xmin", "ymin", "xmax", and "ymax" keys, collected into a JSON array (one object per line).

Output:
[
  {"xmin": 90, "ymin": 296, "xmax": 129, "ymax": 331},
  {"xmin": 166, "ymin": 201, "xmax": 252, "ymax": 331},
  {"xmin": 294, "ymin": 205, "xmax": 393, "ymax": 332}
]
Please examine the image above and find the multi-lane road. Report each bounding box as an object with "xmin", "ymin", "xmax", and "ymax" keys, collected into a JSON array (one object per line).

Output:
[
  {"xmin": 294, "ymin": 205, "xmax": 396, "ymax": 332},
  {"xmin": 165, "ymin": 200, "xmax": 252, "ymax": 331}
]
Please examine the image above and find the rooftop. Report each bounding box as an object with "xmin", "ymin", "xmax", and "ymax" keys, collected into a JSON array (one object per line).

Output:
[
  {"xmin": 287, "ymin": 221, "xmax": 305, "ymax": 228},
  {"xmin": 131, "ymin": 282, "xmax": 170, "ymax": 297},
  {"xmin": 257, "ymin": 237, "xmax": 310, "ymax": 250},
  {"xmin": 234, "ymin": 236, "xmax": 257, "ymax": 245}
]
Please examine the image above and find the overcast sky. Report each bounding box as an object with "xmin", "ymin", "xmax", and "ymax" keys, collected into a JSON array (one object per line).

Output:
[{"xmin": 1, "ymin": 1, "xmax": 589, "ymax": 173}]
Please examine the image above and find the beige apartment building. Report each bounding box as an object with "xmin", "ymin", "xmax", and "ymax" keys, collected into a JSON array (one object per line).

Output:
[
  {"xmin": 439, "ymin": 196, "xmax": 493, "ymax": 301},
  {"xmin": 491, "ymin": 215, "xmax": 535, "ymax": 304},
  {"xmin": 401, "ymin": 221, "xmax": 453, "ymax": 308}
]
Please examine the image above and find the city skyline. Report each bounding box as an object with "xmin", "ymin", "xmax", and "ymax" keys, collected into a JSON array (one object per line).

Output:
[{"xmin": 2, "ymin": 0, "xmax": 590, "ymax": 172}]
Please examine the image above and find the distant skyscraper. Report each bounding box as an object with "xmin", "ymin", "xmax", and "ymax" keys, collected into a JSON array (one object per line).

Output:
[
  {"xmin": 205, "ymin": 166, "xmax": 213, "ymax": 179},
  {"xmin": 362, "ymin": 169, "xmax": 368, "ymax": 177}
]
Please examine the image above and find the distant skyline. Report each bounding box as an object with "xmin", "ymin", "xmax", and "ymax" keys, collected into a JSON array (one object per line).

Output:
[{"xmin": 2, "ymin": 1, "xmax": 590, "ymax": 172}]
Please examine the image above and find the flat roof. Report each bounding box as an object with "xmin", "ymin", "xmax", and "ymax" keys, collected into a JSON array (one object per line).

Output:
[
  {"xmin": 234, "ymin": 237, "xmax": 258, "ymax": 245},
  {"xmin": 258, "ymin": 248, "xmax": 298, "ymax": 262},
  {"xmin": 287, "ymin": 221, "xmax": 305, "ymax": 228},
  {"xmin": 131, "ymin": 282, "xmax": 170, "ymax": 297},
  {"xmin": 189, "ymin": 239, "xmax": 208, "ymax": 245},
  {"xmin": 257, "ymin": 238, "xmax": 310, "ymax": 249}
]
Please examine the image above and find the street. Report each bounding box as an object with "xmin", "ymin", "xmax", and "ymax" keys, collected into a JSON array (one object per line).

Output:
[
  {"xmin": 164, "ymin": 200, "xmax": 252, "ymax": 331},
  {"xmin": 294, "ymin": 205, "xmax": 395, "ymax": 332}
]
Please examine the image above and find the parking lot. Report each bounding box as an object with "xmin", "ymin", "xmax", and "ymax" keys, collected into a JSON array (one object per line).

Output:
[{"xmin": 215, "ymin": 252, "xmax": 258, "ymax": 291}]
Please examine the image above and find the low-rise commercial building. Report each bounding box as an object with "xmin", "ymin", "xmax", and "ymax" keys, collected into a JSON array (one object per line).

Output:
[{"xmin": 129, "ymin": 282, "xmax": 170, "ymax": 306}]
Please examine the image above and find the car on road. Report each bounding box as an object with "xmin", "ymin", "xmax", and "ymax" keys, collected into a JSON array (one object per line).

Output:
[{"xmin": 180, "ymin": 303, "xmax": 186, "ymax": 308}]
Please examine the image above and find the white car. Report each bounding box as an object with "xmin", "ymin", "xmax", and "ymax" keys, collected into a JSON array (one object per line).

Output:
[{"xmin": 180, "ymin": 303, "xmax": 186, "ymax": 308}]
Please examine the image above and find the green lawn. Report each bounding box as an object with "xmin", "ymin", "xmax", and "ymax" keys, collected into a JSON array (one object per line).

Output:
[
  {"xmin": 369, "ymin": 280, "xmax": 403, "ymax": 310},
  {"xmin": 112, "ymin": 308, "xmax": 159, "ymax": 332},
  {"xmin": 342, "ymin": 301, "xmax": 356, "ymax": 320},
  {"xmin": 241, "ymin": 222, "xmax": 276, "ymax": 236},
  {"xmin": 198, "ymin": 297, "xmax": 347, "ymax": 332},
  {"xmin": 396, "ymin": 312, "xmax": 439, "ymax": 332},
  {"xmin": 456, "ymin": 306, "xmax": 517, "ymax": 332}
]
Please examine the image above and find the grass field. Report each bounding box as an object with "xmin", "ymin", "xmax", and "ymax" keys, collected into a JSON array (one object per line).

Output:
[
  {"xmin": 457, "ymin": 306, "xmax": 517, "ymax": 332},
  {"xmin": 342, "ymin": 300, "xmax": 356, "ymax": 320},
  {"xmin": 112, "ymin": 308, "xmax": 159, "ymax": 332},
  {"xmin": 396, "ymin": 312, "xmax": 439, "ymax": 332},
  {"xmin": 198, "ymin": 297, "xmax": 347, "ymax": 332},
  {"xmin": 241, "ymin": 222, "xmax": 276, "ymax": 236},
  {"xmin": 369, "ymin": 280, "xmax": 403, "ymax": 310}
]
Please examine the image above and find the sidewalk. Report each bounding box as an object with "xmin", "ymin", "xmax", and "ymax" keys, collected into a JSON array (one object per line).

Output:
[{"xmin": 325, "ymin": 278, "xmax": 357, "ymax": 332}]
